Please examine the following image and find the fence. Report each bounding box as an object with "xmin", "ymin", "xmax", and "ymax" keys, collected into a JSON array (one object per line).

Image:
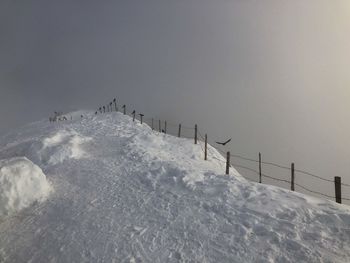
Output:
[{"xmin": 77, "ymin": 99, "xmax": 350, "ymax": 205}]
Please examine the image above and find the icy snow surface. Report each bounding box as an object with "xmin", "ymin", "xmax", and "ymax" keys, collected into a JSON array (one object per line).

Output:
[
  {"xmin": 0, "ymin": 157, "xmax": 51, "ymax": 217},
  {"xmin": 0, "ymin": 111, "xmax": 350, "ymax": 262}
]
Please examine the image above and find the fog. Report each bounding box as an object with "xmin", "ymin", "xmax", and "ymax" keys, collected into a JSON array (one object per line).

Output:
[{"xmin": 1, "ymin": 0, "xmax": 350, "ymax": 201}]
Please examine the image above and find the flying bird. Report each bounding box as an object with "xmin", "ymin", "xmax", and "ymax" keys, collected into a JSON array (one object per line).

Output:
[{"xmin": 216, "ymin": 138, "xmax": 231, "ymax": 146}]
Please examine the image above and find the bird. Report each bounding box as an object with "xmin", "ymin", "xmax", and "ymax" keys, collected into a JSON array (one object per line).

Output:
[{"xmin": 216, "ymin": 138, "xmax": 231, "ymax": 146}]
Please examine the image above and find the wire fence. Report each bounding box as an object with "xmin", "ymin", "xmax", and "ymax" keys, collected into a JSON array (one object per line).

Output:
[{"xmin": 57, "ymin": 100, "xmax": 349, "ymax": 205}]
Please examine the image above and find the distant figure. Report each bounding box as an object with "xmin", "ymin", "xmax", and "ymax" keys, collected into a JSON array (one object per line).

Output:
[
  {"xmin": 216, "ymin": 138, "xmax": 231, "ymax": 146},
  {"xmin": 95, "ymin": 111, "xmax": 98, "ymax": 115},
  {"xmin": 81, "ymin": 115, "xmax": 83, "ymax": 118},
  {"xmin": 99, "ymin": 107, "xmax": 102, "ymax": 113},
  {"xmin": 161, "ymin": 129, "xmax": 165, "ymax": 133},
  {"xmin": 63, "ymin": 116, "xmax": 67, "ymax": 121}
]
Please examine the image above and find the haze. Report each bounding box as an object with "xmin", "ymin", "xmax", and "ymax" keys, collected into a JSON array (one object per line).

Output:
[{"xmin": 1, "ymin": 0, "xmax": 350, "ymax": 200}]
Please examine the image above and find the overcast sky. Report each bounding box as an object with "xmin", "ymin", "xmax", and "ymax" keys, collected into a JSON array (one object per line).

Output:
[{"xmin": 1, "ymin": 0, "xmax": 350, "ymax": 199}]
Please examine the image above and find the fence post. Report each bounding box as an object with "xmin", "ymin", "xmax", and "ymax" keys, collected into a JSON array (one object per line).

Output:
[
  {"xmin": 194, "ymin": 124, "xmax": 198, "ymax": 144},
  {"xmin": 226, "ymin": 151, "xmax": 230, "ymax": 175},
  {"xmin": 205, "ymin": 134, "xmax": 207, "ymax": 160},
  {"xmin": 259, "ymin": 152, "xmax": 262, "ymax": 183},
  {"xmin": 178, "ymin": 124, "xmax": 181, "ymax": 137},
  {"xmin": 164, "ymin": 121, "xmax": 167, "ymax": 134},
  {"xmin": 132, "ymin": 110, "xmax": 135, "ymax": 122},
  {"xmin": 159, "ymin": 120, "xmax": 161, "ymax": 132},
  {"xmin": 152, "ymin": 118, "xmax": 154, "ymax": 130},
  {"xmin": 335, "ymin": 176, "xmax": 342, "ymax": 204},
  {"xmin": 113, "ymin": 99, "xmax": 117, "ymax": 111},
  {"xmin": 122, "ymin": 105, "xmax": 126, "ymax": 115},
  {"xmin": 139, "ymin": 114, "xmax": 144, "ymax": 124},
  {"xmin": 291, "ymin": 163, "xmax": 295, "ymax": 191}
]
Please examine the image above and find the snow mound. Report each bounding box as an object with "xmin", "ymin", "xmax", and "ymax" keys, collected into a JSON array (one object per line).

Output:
[
  {"xmin": 0, "ymin": 129, "xmax": 92, "ymax": 166},
  {"xmin": 0, "ymin": 157, "xmax": 51, "ymax": 217},
  {"xmin": 40, "ymin": 130, "xmax": 92, "ymax": 165}
]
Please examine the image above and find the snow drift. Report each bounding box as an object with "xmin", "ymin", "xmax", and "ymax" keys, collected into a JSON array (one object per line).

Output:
[
  {"xmin": 0, "ymin": 111, "xmax": 350, "ymax": 262},
  {"xmin": 0, "ymin": 157, "xmax": 51, "ymax": 217}
]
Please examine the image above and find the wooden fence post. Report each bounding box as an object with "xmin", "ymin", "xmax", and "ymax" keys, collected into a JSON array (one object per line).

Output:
[
  {"xmin": 152, "ymin": 118, "xmax": 154, "ymax": 130},
  {"xmin": 113, "ymin": 99, "xmax": 117, "ymax": 111},
  {"xmin": 204, "ymin": 134, "xmax": 207, "ymax": 160},
  {"xmin": 194, "ymin": 124, "xmax": 198, "ymax": 144},
  {"xmin": 139, "ymin": 114, "xmax": 144, "ymax": 124},
  {"xmin": 159, "ymin": 120, "xmax": 161, "ymax": 132},
  {"xmin": 335, "ymin": 176, "xmax": 342, "ymax": 204},
  {"xmin": 259, "ymin": 152, "xmax": 262, "ymax": 183},
  {"xmin": 122, "ymin": 105, "xmax": 126, "ymax": 115},
  {"xmin": 132, "ymin": 111, "xmax": 135, "ymax": 122},
  {"xmin": 226, "ymin": 151, "xmax": 230, "ymax": 175},
  {"xmin": 291, "ymin": 163, "xmax": 295, "ymax": 191},
  {"xmin": 164, "ymin": 121, "xmax": 167, "ymax": 134},
  {"xmin": 178, "ymin": 124, "xmax": 181, "ymax": 137}
]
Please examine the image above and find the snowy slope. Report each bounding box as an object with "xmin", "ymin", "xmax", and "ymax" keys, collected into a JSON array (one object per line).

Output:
[{"xmin": 0, "ymin": 111, "xmax": 350, "ymax": 262}]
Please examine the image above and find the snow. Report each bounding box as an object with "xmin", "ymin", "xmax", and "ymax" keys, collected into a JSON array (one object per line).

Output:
[
  {"xmin": 0, "ymin": 111, "xmax": 350, "ymax": 262},
  {"xmin": 41, "ymin": 130, "xmax": 92, "ymax": 164},
  {"xmin": 0, "ymin": 157, "xmax": 51, "ymax": 217}
]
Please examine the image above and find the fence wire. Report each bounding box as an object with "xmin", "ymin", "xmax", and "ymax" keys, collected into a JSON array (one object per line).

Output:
[
  {"xmin": 197, "ymin": 131, "xmax": 205, "ymax": 141},
  {"xmin": 214, "ymin": 149, "xmax": 350, "ymax": 189},
  {"xmin": 294, "ymin": 183, "xmax": 335, "ymax": 199}
]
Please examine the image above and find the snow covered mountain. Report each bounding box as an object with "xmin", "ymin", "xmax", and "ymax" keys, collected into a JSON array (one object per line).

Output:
[{"xmin": 0, "ymin": 111, "xmax": 350, "ymax": 262}]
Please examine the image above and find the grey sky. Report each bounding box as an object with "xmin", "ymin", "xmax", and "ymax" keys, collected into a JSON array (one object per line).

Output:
[{"xmin": 1, "ymin": 0, "xmax": 350, "ymax": 200}]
